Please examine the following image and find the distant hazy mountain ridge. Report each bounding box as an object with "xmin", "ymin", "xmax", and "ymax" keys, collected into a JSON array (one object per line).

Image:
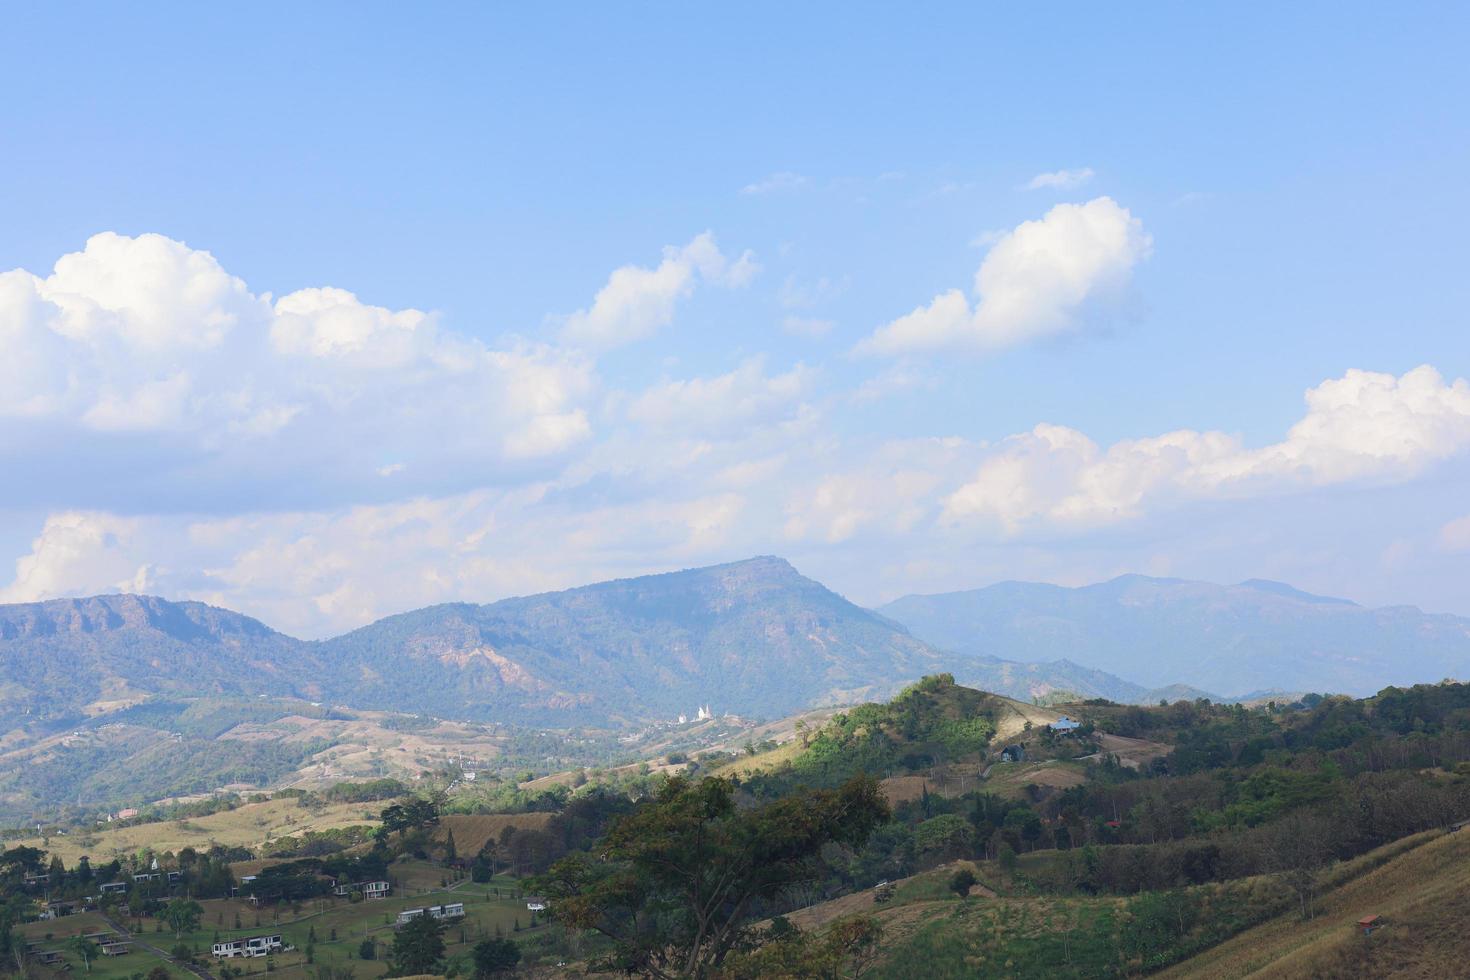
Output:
[
  {"xmin": 6, "ymin": 562, "xmax": 1459, "ymax": 735},
  {"xmin": 879, "ymin": 574, "xmax": 1470, "ymax": 696}
]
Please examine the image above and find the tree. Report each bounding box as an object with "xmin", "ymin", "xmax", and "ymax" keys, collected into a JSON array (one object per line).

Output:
[
  {"xmin": 538, "ymin": 773, "xmax": 888, "ymax": 979},
  {"xmin": 471, "ymin": 937, "xmax": 521, "ymax": 976},
  {"xmin": 147, "ymin": 968, "xmax": 171, "ymax": 980},
  {"xmin": 948, "ymin": 867, "xmax": 977, "ymax": 899},
  {"xmin": 357, "ymin": 939, "xmax": 375, "ymax": 961},
  {"xmin": 1262, "ymin": 811, "xmax": 1333, "ymax": 920},
  {"xmin": 915, "ymin": 814, "xmax": 974, "ymax": 860},
  {"xmin": 997, "ymin": 842, "xmax": 1018, "ymax": 876},
  {"xmin": 389, "ymin": 915, "xmax": 445, "ymax": 976},
  {"xmin": 68, "ymin": 936, "xmax": 96, "ymax": 973},
  {"xmin": 163, "ymin": 899, "xmax": 204, "ymax": 938}
]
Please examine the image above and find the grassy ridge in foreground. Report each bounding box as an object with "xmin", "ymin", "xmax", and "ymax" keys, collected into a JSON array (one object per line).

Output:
[{"xmin": 1157, "ymin": 826, "xmax": 1470, "ymax": 978}]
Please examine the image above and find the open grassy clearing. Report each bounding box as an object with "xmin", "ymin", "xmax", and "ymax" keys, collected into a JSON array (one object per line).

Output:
[
  {"xmin": 16, "ymin": 797, "xmax": 381, "ymax": 864},
  {"xmin": 15, "ymin": 911, "xmax": 179, "ymax": 980}
]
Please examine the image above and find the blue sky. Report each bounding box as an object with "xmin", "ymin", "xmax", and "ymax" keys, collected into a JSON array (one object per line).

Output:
[{"xmin": 3, "ymin": 3, "xmax": 1469, "ymax": 636}]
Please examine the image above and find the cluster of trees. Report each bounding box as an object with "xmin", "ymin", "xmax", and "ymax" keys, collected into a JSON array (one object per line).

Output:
[
  {"xmin": 536, "ymin": 774, "xmax": 889, "ymax": 977},
  {"xmin": 757, "ymin": 675, "xmax": 999, "ymax": 793},
  {"xmin": 384, "ymin": 915, "xmax": 520, "ymax": 977}
]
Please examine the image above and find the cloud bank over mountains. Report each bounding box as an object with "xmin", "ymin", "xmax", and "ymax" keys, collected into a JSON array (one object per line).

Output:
[{"xmin": 3, "ymin": 216, "xmax": 1469, "ymax": 637}]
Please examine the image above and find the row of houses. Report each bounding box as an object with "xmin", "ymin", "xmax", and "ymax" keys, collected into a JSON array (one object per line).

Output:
[
  {"xmin": 29, "ymin": 935, "xmax": 132, "ymax": 964},
  {"xmin": 395, "ymin": 902, "xmax": 464, "ymax": 926},
  {"xmin": 212, "ymin": 935, "xmax": 286, "ymax": 959}
]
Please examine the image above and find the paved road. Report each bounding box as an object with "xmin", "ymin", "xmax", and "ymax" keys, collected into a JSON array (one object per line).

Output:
[{"xmin": 99, "ymin": 913, "xmax": 218, "ymax": 980}]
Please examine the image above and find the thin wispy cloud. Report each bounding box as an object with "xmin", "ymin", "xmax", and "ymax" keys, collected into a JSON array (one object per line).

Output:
[
  {"xmin": 740, "ymin": 171, "xmax": 810, "ymax": 195},
  {"xmin": 1025, "ymin": 167, "xmax": 1095, "ymax": 190}
]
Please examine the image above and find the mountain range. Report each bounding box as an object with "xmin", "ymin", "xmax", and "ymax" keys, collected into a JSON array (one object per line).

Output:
[
  {"xmin": 878, "ymin": 573, "xmax": 1470, "ymax": 697},
  {"xmin": 5, "ymin": 559, "xmax": 1467, "ymax": 744},
  {"xmin": 0, "ymin": 557, "xmax": 1145, "ymax": 732}
]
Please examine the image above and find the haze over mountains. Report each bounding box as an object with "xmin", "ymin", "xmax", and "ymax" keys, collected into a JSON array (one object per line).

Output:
[
  {"xmin": 880, "ymin": 574, "xmax": 1470, "ymax": 697},
  {"xmin": 4, "ymin": 558, "xmax": 1467, "ymax": 743},
  {"xmin": 1, "ymin": 557, "xmax": 1141, "ymax": 730}
]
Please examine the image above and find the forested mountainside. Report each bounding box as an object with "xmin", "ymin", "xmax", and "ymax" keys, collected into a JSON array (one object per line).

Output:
[
  {"xmin": 0, "ymin": 594, "xmax": 311, "ymax": 731},
  {"xmin": 881, "ymin": 573, "xmax": 1470, "ymax": 697},
  {"xmin": 0, "ymin": 557, "xmax": 1152, "ymax": 730}
]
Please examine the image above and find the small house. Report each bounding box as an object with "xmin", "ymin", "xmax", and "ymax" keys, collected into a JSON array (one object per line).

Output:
[
  {"xmin": 1049, "ymin": 716, "xmax": 1081, "ymax": 734},
  {"xmin": 1358, "ymin": 914, "xmax": 1382, "ymax": 935},
  {"xmin": 362, "ymin": 880, "xmax": 391, "ymax": 899},
  {"xmin": 999, "ymin": 745, "xmax": 1026, "ymax": 763},
  {"xmin": 526, "ymin": 896, "xmax": 549, "ymax": 912},
  {"xmin": 212, "ymin": 935, "xmax": 284, "ymax": 959},
  {"xmin": 99, "ymin": 881, "xmax": 129, "ymax": 894},
  {"xmin": 34, "ymin": 951, "xmax": 63, "ymax": 965},
  {"xmin": 100, "ymin": 942, "xmax": 132, "ymax": 957}
]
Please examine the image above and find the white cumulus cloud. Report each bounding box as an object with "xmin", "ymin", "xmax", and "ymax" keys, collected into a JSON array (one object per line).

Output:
[
  {"xmin": 943, "ymin": 366, "xmax": 1470, "ymax": 534},
  {"xmin": 0, "ymin": 232, "xmax": 597, "ymax": 508},
  {"xmin": 559, "ymin": 232, "xmax": 757, "ymax": 349},
  {"xmin": 858, "ymin": 197, "xmax": 1151, "ymax": 355}
]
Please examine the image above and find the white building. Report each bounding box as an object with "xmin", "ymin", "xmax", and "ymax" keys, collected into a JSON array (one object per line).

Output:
[
  {"xmin": 212, "ymin": 935, "xmax": 284, "ymax": 959},
  {"xmin": 395, "ymin": 903, "xmax": 465, "ymax": 926}
]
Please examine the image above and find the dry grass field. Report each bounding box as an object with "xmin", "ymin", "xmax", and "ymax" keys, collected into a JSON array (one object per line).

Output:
[
  {"xmin": 1159, "ymin": 827, "xmax": 1470, "ymax": 978},
  {"xmin": 17, "ymin": 796, "xmax": 380, "ymax": 864},
  {"xmin": 432, "ymin": 812, "xmax": 558, "ymax": 856}
]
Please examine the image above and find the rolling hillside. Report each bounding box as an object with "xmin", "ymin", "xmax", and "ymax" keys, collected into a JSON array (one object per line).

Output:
[{"xmin": 881, "ymin": 574, "xmax": 1470, "ymax": 697}]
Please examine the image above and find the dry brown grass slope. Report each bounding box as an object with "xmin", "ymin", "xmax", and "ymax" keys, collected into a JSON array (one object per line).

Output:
[
  {"xmin": 1159, "ymin": 827, "xmax": 1470, "ymax": 979},
  {"xmin": 16, "ymin": 797, "xmax": 379, "ymax": 864}
]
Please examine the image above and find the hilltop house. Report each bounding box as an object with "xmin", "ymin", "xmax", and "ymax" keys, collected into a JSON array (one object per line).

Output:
[{"xmin": 1049, "ymin": 716, "xmax": 1081, "ymax": 734}]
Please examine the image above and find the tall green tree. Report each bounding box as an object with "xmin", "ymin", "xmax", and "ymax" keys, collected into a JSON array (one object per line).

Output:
[
  {"xmin": 163, "ymin": 899, "xmax": 204, "ymax": 938},
  {"xmin": 388, "ymin": 915, "xmax": 445, "ymax": 976},
  {"xmin": 538, "ymin": 773, "xmax": 888, "ymax": 979},
  {"xmin": 471, "ymin": 937, "xmax": 520, "ymax": 977},
  {"xmin": 67, "ymin": 936, "xmax": 96, "ymax": 973}
]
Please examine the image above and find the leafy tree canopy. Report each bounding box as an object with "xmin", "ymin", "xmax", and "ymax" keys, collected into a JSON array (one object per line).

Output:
[{"xmin": 537, "ymin": 773, "xmax": 888, "ymax": 979}]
